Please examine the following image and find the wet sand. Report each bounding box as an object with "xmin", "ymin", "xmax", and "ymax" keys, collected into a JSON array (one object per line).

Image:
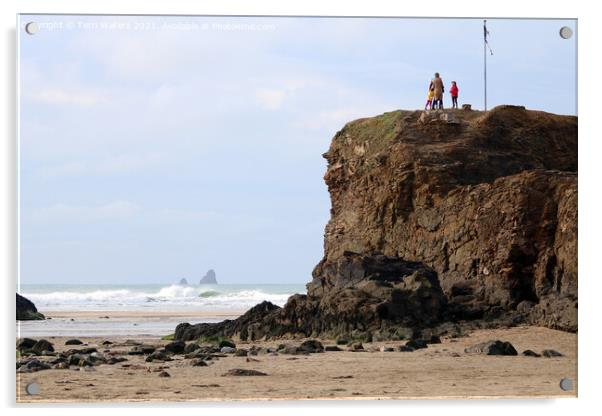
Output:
[
  {"xmin": 16, "ymin": 325, "xmax": 577, "ymax": 402},
  {"xmin": 41, "ymin": 310, "xmax": 246, "ymax": 319},
  {"xmin": 16, "ymin": 310, "xmax": 248, "ymax": 339}
]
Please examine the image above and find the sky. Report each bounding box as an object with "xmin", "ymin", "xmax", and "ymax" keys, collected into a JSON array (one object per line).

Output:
[{"xmin": 18, "ymin": 15, "xmax": 577, "ymax": 284}]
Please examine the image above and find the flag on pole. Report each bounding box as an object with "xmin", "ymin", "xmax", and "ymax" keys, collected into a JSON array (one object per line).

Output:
[
  {"xmin": 483, "ymin": 19, "xmax": 492, "ymax": 111},
  {"xmin": 484, "ymin": 20, "xmax": 493, "ymax": 55}
]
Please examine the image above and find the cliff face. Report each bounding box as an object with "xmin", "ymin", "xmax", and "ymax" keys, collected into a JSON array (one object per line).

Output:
[
  {"xmin": 175, "ymin": 105, "xmax": 577, "ymax": 342},
  {"xmin": 310, "ymin": 106, "xmax": 577, "ymax": 331}
]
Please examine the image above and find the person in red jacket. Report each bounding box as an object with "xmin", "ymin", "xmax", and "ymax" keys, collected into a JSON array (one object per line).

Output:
[{"xmin": 450, "ymin": 81, "xmax": 459, "ymax": 109}]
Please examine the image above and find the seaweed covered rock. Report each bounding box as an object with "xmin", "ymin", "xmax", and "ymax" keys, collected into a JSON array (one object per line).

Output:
[
  {"xmin": 175, "ymin": 301, "xmax": 281, "ymax": 341},
  {"xmin": 16, "ymin": 293, "xmax": 45, "ymax": 321}
]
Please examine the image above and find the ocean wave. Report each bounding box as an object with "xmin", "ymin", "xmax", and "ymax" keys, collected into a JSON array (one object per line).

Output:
[
  {"xmin": 24, "ymin": 289, "xmax": 142, "ymax": 304},
  {"xmin": 22, "ymin": 285, "xmax": 295, "ymax": 311},
  {"xmin": 198, "ymin": 290, "xmax": 221, "ymax": 298},
  {"xmin": 154, "ymin": 285, "xmax": 199, "ymax": 298}
]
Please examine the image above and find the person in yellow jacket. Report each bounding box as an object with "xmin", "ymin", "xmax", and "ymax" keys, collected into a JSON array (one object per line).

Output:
[{"xmin": 425, "ymin": 87, "xmax": 434, "ymax": 110}]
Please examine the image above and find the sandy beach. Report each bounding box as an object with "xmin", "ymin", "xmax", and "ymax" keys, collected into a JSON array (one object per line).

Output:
[{"xmin": 16, "ymin": 325, "xmax": 577, "ymax": 402}]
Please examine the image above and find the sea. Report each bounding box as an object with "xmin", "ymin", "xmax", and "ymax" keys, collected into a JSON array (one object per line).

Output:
[{"xmin": 17, "ymin": 283, "xmax": 305, "ymax": 338}]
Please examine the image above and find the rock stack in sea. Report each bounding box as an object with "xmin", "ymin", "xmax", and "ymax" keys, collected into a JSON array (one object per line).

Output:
[
  {"xmin": 200, "ymin": 269, "xmax": 217, "ymax": 284},
  {"xmin": 175, "ymin": 105, "xmax": 577, "ymax": 342}
]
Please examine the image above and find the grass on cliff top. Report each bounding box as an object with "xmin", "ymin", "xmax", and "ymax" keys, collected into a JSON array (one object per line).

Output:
[
  {"xmin": 340, "ymin": 110, "xmax": 411, "ymax": 156},
  {"xmin": 161, "ymin": 333, "xmax": 175, "ymax": 341}
]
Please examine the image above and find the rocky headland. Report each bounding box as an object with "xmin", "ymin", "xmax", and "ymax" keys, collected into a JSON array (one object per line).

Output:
[{"xmin": 176, "ymin": 105, "xmax": 577, "ymax": 342}]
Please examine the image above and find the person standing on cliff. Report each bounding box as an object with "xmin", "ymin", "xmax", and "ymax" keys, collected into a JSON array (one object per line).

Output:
[
  {"xmin": 450, "ymin": 81, "xmax": 459, "ymax": 109},
  {"xmin": 431, "ymin": 72, "xmax": 444, "ymax": 109},
  {"xmin": 425, "ymin": 86, "xmax": 434, "ymax": 110}
]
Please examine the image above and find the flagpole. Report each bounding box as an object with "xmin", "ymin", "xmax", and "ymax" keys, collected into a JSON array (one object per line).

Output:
[{"xmin": 484, "ymin": 19, "xmax": 487, "ymax": 111}]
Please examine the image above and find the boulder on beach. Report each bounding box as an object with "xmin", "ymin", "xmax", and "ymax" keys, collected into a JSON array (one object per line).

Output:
[
  {"xmin": 146, "ymin": 351, "xmax": 173, "ymax": 362},
  {"xmin": 542, "ymin": 349, "xmax": 563, "ymax": 358},
  {"xmin": 16, "ymin": 293, "xmax": 45, "ymax": 321},
  {"xmin": 349, "ymin": 342, "xmax": 364, "ymax": 351},
  {"xmin": 464, "ymin": 340, "xmax": 518, "ymax": 356},
  {"xmin": 107, "ymin": 357, "xmax": 128, "ymax": 365},
  {"xmin": 31, "ymin": 339, "xmax": 54, "ymax": 355},
  {"xmin": 522, "ymin": 349, "xmax": 541, "ymax": 357},
  {"xmin": 127, "ymin": 345, "xmax": 156, "ymax": 355},
  {"xmin": 200, "ymin": 269, "xmax": 217, "ymax": 284},
  {"xmin": 222, "ymin": 368, "xmax": 267, "ymax": 377},
  {"xmin": 164, "ymin": 341, "xmax": 185, "ymax": 354},
  {"xmin": 298, "ymin": 340, "xmax": 324, "ymax": 353},
  {"xmin": 19, "ymin": 359, "xmax": 51, "ymax": 372},
  {"xmin": 184, "ymin": 343, "xmax": 201, "ymax": 354},
  {"xmin": 16, "ymin": 338, "xmax": 37, "ymax": 352},
  {"xmin": 405, "ymin": 339, "xmax": 428, "ymax": 350},
  {"xmin": 325, "ymin": 345, "xmax": 342, "ymax": 352},
  {"xmin": 190, "ymin": 358, "xmax": 208, "ymax": 366},
  {"xmin": 218, "ymin": 339, "xmax": 236, "ymax": 349},
  {"xmin": 65, "ymin": 347, "xmax": 97, "ymax": 355}
]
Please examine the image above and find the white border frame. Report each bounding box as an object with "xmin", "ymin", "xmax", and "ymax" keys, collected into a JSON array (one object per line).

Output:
[{"xmin": 2, "ymin": 0, "xmax": 599, "ymax": 414}]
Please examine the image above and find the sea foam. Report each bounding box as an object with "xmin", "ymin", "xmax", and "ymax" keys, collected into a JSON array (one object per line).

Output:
[{"xmin": 21, "ymin": 284, "xmax": 298, "ymax": 312}]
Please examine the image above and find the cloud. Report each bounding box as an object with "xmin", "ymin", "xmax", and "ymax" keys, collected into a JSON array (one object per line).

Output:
[
  {"xmin": 30, "ymin": 201, "xmax": 141, "ymax": 223},
  {"xmin": 255, "ymin": 88, "xmax": 287, "ymax": 110}
]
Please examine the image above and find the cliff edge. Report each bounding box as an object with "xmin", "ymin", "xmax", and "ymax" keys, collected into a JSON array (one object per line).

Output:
[{"xmin": 176, "ymin": 105, "xmax": 577, "ymax": 341}]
